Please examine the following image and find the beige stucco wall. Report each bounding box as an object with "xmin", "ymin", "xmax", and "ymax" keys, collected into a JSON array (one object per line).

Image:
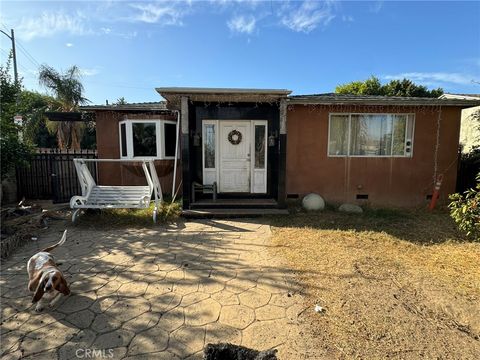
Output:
[{"xmin": 459, "ymin": 106, "xmax": 480, "ymax": 153}]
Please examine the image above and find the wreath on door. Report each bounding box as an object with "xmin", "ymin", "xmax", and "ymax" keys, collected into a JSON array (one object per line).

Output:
[{"xmin": 228, "ymin": 129, "xmax": 242, "ymax": 145}]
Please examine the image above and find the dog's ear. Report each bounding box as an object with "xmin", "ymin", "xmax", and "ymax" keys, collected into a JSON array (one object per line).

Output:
[
  {"xmin": 28, "ymin": 271, "xmax": 43, "ymax": 292},
  {"xmin": 32, "ymin": 278, "xmax": 46, "ymax": 303},
  {"xmin": 55, "ymin": 274, "xmax": 70, "ymax": 296}
]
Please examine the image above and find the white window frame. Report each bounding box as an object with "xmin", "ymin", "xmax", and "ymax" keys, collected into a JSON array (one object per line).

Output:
[
  {"xmin": 119, "ymin": 119, "xmax": 178, "ymax": 160},
  {"xmin": 327, "ymin": 113, "xmax": 415, "ymax": 158},
  {"xmin": 202, "ymin": 120, "xmax": 219, "ymax": 186},
  {"xmin": 250, "ymin": 120, "xmax": 268, "ymax": 193}
]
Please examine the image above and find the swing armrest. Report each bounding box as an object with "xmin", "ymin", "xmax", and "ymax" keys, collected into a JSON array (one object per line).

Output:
[{"xmin": 70, "ymin": 195, "xmax": 88, "ymax": 208}]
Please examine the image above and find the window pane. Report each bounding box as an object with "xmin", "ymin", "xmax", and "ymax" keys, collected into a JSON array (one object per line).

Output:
[
  {"xmin": 164, "ymin": 123, "xmax": 177, "ymax": 157},
  {"xmin": 392, "ymin": 115, "xmax": 407, "ymax": 155},
  {"xmin": 204, "ymin": 124, "xmax": 215, "ymax": 168},
  {"xmin": 120, "ymin": 123, "xmax": 127, "ymax": 157},
  {"xmin": 350, "ymin": 115, "xmax": 392, "ymax": 156},
  {"xmin": 132, "ymin": 122, "xmax": 157, "ymax": 157},
  {"xmin": 254, "ymin": 125, "xmax": 266, "ymax": 169},
  {"xmin": 329, "ymin": 115, "xmax": 349, "ymax": 155}
]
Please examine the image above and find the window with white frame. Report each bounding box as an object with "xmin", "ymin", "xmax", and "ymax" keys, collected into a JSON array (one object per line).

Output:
[
  {"xmin": 328, "ymin": 113, "xmax": 414, "ymax": 157},
  {"xmin": 119, "ymin": 119, "xmax": 177, "ymax": 159}
]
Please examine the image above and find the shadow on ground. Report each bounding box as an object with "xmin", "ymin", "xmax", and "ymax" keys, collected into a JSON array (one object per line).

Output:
[
  {"xmin": 1, "ymin": 218, "xmax": 317, "ymax": 359},
  {"xmin": 268, "ymin": 207, "xmax": 469, "ymax": 245}
]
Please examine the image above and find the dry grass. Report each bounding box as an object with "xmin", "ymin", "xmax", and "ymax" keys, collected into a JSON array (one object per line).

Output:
[
  {"xmin": 75, "ymin": 201, "xmax": 181, "ymax": 227},
  {"xmin": 270, "ymin": 208, "xmax": 480, "ymax": 359}
]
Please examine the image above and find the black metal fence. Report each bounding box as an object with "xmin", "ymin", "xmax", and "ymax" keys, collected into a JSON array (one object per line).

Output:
[{"xmin": 16, "ymin": 149, "xmax": 97, "ymax": 203}]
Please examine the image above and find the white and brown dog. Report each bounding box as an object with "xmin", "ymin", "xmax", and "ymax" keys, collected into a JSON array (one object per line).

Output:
[{"xmin": 27, "ymin": 230, "xmax": 70, "ymax": 311}]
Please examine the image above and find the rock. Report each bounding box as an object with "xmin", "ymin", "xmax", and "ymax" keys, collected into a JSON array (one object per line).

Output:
[
  {"xmin": 302, "ymin": 193, "xmax": 325, "ymax": 211},
  {"xmin": 339, "ymin": 204, "xmax": 363, "ymax": 213}
]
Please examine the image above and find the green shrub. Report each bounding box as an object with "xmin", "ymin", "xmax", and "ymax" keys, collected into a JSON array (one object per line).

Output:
[{"xmin": 449, "ymin": 173, "xmax": 480, "ymax": 240}]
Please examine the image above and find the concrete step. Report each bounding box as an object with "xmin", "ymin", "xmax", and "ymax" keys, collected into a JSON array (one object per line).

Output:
[
  {"xmin": 182, "ymin": 208, "xmax": 289, "ymax": 218},
  {"xmin": 190, "ymin": 198, "xmax": 279, "ymax": 209}
]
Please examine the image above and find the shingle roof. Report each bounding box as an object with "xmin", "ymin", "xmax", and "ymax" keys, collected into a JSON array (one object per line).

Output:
[
  {"xmin": 156, "ymin": 87, "xmax": 291, "ymax": 95},
  {"xmin": 288, "ymin": 93, "xmax": 480, "ymax": 107},
  {"xmin": 80, "ymin": 101, "xmax": 169, "ymax": 111}
]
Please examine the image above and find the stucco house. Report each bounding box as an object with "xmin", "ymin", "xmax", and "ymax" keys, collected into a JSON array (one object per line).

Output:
[
  {"xmin": 80, "ymin": 87, "xmax": 479, "ymax": 212},
  {"xmin": 439, "ymin": 93, "xmax": 480, "ymax": 153}
]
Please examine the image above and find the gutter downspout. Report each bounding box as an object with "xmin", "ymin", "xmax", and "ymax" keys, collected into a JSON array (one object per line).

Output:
[{"xmin": 172, "ymin": 110, "xmax": 180, "ymax": 199}]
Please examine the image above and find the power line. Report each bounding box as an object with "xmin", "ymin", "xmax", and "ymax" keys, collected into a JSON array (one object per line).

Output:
[
  {"xmin": 15, "ymin": 40, "xmax": 41, "ymax": 68},
  {"xmin": 0, "ymin": 47, "xmax": 10, "ymax": 57},
  {"xmin": 83, "ymin": 80, "xmax": 154, "ymax": 90}
]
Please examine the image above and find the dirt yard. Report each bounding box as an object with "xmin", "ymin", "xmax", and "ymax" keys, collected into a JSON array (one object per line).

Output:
[{"xmin": 270, "ymin": 208, "xmax": 480, "ymax": 359}]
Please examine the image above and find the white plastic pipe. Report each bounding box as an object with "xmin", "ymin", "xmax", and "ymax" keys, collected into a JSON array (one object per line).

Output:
[{"xmin": 171, "ymin": 110, "xmax": 180, "ymax": 199}]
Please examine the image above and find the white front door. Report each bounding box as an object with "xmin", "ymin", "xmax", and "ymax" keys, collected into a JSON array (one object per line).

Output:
[{"xmin": 219, "ymin": 121, "xmax": 251, "ymax": 192}]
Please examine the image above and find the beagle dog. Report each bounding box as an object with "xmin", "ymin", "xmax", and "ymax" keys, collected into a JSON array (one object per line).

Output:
[{"xmin": 27, "ymin": 230, "xmax": 70, "ymax": 311}]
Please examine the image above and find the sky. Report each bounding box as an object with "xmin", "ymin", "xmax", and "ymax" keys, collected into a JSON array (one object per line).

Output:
[{"xmin": 1, "ymin": 0, "xmax": 479, "ymax": 105}]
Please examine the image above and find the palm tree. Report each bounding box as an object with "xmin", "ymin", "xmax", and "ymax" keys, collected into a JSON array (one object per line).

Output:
[{"xmin": 39, "ymin": 65, "xmax": 89, "ymax": 150}]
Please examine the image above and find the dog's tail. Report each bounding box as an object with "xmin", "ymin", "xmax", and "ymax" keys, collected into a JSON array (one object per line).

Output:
[{"xmin": 42, "ymin": 230, "xmax": 67, "ymax": 252}]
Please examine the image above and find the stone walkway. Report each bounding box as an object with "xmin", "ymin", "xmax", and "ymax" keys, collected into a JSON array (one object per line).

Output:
[{"xmin": 1, "ymin": 219, "xmax": 307, "ymax": 359}]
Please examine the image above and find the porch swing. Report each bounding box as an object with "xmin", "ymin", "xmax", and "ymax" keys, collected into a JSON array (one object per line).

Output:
[{"xmin": 69, "ymin": 159, "xmax": 163, "ymax": 223}]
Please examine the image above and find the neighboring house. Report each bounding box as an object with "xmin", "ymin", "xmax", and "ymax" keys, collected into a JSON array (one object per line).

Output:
[
  {"xmin": 439, "ymin": 93, "xmax": 480, "ymax": 153},
  {"xmin": 81, "ymin": 88, "xmax": 479, "ymax": 210}
]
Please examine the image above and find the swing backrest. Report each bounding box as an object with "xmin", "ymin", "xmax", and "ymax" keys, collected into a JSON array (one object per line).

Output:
[{"xmin": 74, "ymin": 159, "xmax": 96, "ymax": 197}]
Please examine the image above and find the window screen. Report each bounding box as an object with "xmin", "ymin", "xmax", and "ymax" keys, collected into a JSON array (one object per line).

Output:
[
  {"xmin": 328, "ymin": 114, "xmax": 413, "ymax": 157},
  {"xmin": 164, "ymin": 123, "xmax": 177, "ymax": 158}
]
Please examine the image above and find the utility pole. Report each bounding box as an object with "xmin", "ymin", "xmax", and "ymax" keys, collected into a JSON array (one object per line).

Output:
[
  {"xmin": 1, "ymin": 28, "xmax": 22, "ymax": 142},
  {"xmin": 0, "ymin": 28, "xmax": 18, "ymax": 85}
]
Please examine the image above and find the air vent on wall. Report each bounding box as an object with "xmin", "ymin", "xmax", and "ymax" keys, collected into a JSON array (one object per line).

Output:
[{"xmin": 356, "ymin": 194, "xmax": 369, "ymax": 200}]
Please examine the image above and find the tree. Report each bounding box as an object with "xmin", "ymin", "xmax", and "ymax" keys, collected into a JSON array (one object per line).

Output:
[
  {"xmin": 38, "ymin": 65, "xmax": 89, "ymax": 150},
  {"xmin": 335, "ymin": 76, "xmax": 443, "ymax": 98},
  {"xmin": 335, "ymin": 76, "xmax": 383, "ymax": 96},
  {"xmin": 0, "ymin": 54, "xmax": 32, "ymax": 180},
  {"xmin": 115, "ymin": 97, "xmax": 127, "ymax": 105},
  {"xmin": 18, "ymin": 90, "xmax": 57, "ymax": 148}
]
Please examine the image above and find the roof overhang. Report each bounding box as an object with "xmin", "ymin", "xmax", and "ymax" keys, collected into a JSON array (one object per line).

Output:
[
  {"xmin": 79, "ymin": 102, "xmax": 171, "ymax": 112},
  {"xmin": 156, "ymin": 87, "xmax": 292, "ymax": 108},
  {"xmin": 45, "ymin": 111, "xmax": 90, "ymax": 122},
  {"xmin": 288, "ymin": 95, "xmax": 480, "ymax": 108}
]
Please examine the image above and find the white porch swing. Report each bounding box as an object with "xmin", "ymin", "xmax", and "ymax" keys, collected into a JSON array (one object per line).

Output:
[
  {"xmin": 70, "ymin": 111, "xmax": 181, "ymax": 223},
  {"xmin": 70, "ymin": 159, "xmax": 163, "ymax": 223}
]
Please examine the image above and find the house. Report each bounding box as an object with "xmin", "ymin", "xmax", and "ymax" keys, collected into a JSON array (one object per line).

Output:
[
  {"xmin": 439, "ymin": 93, "xmax": 480, "ymax": 153},
  {"xmin": 81, "ymin": 88, "xmax": 479, "ymax": 211}
]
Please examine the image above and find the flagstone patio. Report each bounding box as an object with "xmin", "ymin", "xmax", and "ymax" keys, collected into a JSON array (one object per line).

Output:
[{"xmin": 1, "ymin": 219, "xmax": 308, "ymax": 359}]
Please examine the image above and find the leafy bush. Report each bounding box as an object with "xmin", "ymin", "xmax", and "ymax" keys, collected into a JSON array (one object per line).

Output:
[
  {"xmin": 449, "ymin": 173, "xmax": 480, "ymax": 240},
  {"xmin": 0, "ymin": 54, "xmax": 33, "ymax": 180}
]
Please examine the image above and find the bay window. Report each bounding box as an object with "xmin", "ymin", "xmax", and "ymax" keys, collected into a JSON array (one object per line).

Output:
[
  {"xmin": 119, "ymin": 119, "xmax": 177, "ymax": 159},
  {"xmin": 328, "ymin": 113, "xmax": 414, "ymax": 157}
]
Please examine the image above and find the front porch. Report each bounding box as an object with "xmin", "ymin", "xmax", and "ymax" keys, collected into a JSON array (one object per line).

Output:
[
  {"xmin": 157, "ymin": 88, "xmax": 291, "ymax": 213},
  {"xmin": 183, "ymin": 198, "xmax": 288, "ymax": 218}
]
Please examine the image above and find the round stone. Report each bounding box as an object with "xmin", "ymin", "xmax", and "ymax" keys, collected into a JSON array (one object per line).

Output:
[
  {"xmin": 338, "ymin": 203, "xmax": 363, "ymax": 213},
  {"xmin": 302, "ymin": 193, "xmax": 325, "ymax": 211}
]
